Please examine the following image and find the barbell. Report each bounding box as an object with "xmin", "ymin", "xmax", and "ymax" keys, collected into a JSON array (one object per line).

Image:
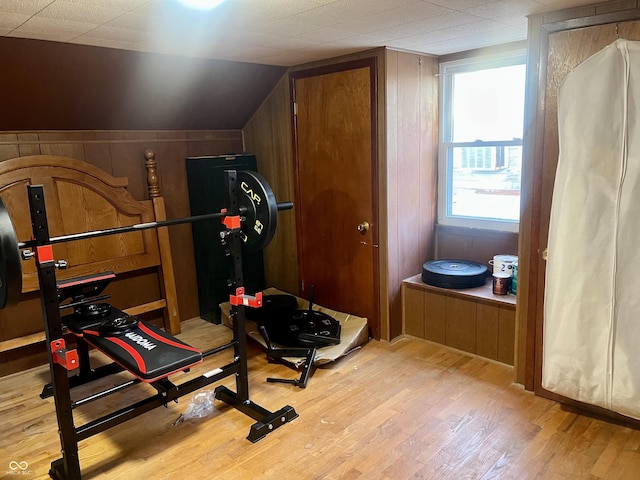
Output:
[{"xmin": 0, "ymin": 170, "xmax": 292, "ymax": 310}]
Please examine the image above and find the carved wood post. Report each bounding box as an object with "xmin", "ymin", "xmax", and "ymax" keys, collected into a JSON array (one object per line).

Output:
[
  {"xmin": 144, "ymin": 149, "xmax": 181, "ymax": 334},
  {"xmin": 145, "ymin": 149, "xmax": 161, "ymax": 198}
]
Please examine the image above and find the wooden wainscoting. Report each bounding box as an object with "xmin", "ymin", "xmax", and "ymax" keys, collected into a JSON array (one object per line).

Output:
[{"xmin": 402, "ymin": 274, "xmax": 515, "ymax": 365}]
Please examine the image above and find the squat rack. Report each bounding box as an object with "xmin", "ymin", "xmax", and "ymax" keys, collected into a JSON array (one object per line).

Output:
[{"xmin": 22, "ymin": 170, "xmax": 297, "ymax": 480}]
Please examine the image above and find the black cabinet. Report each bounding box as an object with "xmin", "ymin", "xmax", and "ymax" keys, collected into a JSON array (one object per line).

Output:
[{"xmin": 186, "ymin": 154, "xmax": 265, "ymax": 323}]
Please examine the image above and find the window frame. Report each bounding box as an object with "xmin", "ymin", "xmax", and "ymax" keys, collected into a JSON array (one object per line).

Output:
[{"xmin": 437, "ymin": 49, "xmax": 527, "ymax": 233}]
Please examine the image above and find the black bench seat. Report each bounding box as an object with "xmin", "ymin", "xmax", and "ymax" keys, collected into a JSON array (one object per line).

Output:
[{"xmin": 66, "ymin": 307, "xmax": 203, "ymax": 383}]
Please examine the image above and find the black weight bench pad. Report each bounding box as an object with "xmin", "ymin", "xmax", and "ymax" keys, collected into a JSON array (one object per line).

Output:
[{"xmin": 72, "ymin": 319, "xmax": 203, "ymax": 383}]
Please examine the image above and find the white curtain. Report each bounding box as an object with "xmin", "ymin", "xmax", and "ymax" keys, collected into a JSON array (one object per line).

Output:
[{"xmin": 543, "ymin": 39, "xmax": 640, "ymax": 420}]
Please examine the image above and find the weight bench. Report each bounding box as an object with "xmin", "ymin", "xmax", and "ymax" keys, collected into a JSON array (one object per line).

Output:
[{"xmin": 23, "ymin": 171, "xmax": 298, "ymax": 480}]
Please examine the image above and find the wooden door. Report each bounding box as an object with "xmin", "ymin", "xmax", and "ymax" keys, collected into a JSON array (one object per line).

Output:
[
  {"xmin": 291, "ymin": 59, "xmax": 379, "ymax": 338},
  {"xmin": 527, "ymin": 18, "xmax": 640, "ymax": 412}
]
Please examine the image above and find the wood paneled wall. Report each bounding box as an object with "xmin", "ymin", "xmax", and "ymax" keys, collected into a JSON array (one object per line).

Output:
[
  {"xmin": 0, "ymin": 130, "xmax": 243, "ymax": 375},
  {"xmin": 243, "ymin": 77, "xmax": 299, "ymax": 295},
  {"xmin": 435, "ymin": 225, "xmax": 518, "ymax": 266},
  {"xmin": 244, "ymin": 48, "xmax": 439, "ymax": 342},
  {"xmin": 384, "ymin": 50, "xmax": 439, "ymax": 340}
]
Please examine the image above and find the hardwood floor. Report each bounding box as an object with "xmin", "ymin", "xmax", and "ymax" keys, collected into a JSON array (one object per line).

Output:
[{"xmin": 2, "ymin": 318, "xmax": 640, "ymax": 479}]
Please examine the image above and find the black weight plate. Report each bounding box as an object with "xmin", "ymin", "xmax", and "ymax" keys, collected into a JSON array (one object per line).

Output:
[
  {"xmin": 237, "ymin": 170, "xmax": 278, "ymax": 251},
  {"xmin": 0, "ymin": 196, "xmax": 22, "ymax": 308},
  {"xmin": 245, "ymin": 294, "xmax": 297, "ymax": 324},
  {"xmin": 262, "ymin": 294, "xmax": 297, "ymax": 312},
  {"xmin": 422, "ymin": 259, "xmax": 487, "ymax": 289}
]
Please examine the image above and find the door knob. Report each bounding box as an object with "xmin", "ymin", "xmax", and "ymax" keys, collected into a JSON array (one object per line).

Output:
[{"xmin": 357, "ymin": 221, "xmax": 370, "ymax": 233}]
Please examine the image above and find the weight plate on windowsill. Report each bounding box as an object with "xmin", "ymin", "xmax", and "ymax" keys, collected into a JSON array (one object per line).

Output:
[{"xmin": 422, "ymin": 259, "xmax": 488, "ymax": 289}]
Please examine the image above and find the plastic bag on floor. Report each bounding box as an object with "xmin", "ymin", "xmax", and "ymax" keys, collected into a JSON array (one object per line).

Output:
[{"xmin": 172, "ymin": 390, "xmax": 215, "ymax": 426}]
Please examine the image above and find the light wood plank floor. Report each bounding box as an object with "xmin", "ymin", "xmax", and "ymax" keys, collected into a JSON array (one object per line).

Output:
[{"xmin": 2, "ymin": 318, "xmax": 640, "ymax": 480}]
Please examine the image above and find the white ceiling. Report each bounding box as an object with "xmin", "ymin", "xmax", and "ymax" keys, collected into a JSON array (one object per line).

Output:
[{"xmin": 0, "ymin": 0, "xmax": 600, "ymax": 66}]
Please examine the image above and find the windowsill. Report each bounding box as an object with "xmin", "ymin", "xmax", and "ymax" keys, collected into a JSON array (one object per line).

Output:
[{"xmin": 403, "ymin": 274, "xmax": 516, "ymax": 308}]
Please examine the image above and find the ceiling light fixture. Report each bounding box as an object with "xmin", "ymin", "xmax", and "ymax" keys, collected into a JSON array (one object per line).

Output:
[{"xmin": 177, "ymin": 0, "xmax": 228, "ymax": 10}]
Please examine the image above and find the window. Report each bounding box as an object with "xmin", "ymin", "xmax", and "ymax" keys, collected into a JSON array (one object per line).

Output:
[{"xmin": 438, "ymin": 50, "xmax": 526, "ymax": 232}]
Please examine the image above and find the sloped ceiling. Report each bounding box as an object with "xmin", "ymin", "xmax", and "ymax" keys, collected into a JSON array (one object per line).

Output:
[
  {"xmin": 0, "ymin": 0, "xmax": 607, "ymax": 130},
  {"xmin": 0, "ymin": 37, "xmax": 286, "ymax": 130},
  {"xmin": 1, "ymin": 0, "xmax": 603, "ymax": 66}
]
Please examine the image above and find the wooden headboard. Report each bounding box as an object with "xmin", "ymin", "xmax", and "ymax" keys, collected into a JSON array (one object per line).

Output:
[{"xmin": 0, "ymin": 150, "xmax": 180, "ymax": 356}]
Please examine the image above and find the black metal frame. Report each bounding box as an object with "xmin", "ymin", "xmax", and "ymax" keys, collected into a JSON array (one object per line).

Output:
[
  {"xmin": 26, "ymin": 170, "xmax": 297, "ymax": 480},
  {"xmin": 259, "ymin": 325, "xmax": 316, "ymax": 388}
]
